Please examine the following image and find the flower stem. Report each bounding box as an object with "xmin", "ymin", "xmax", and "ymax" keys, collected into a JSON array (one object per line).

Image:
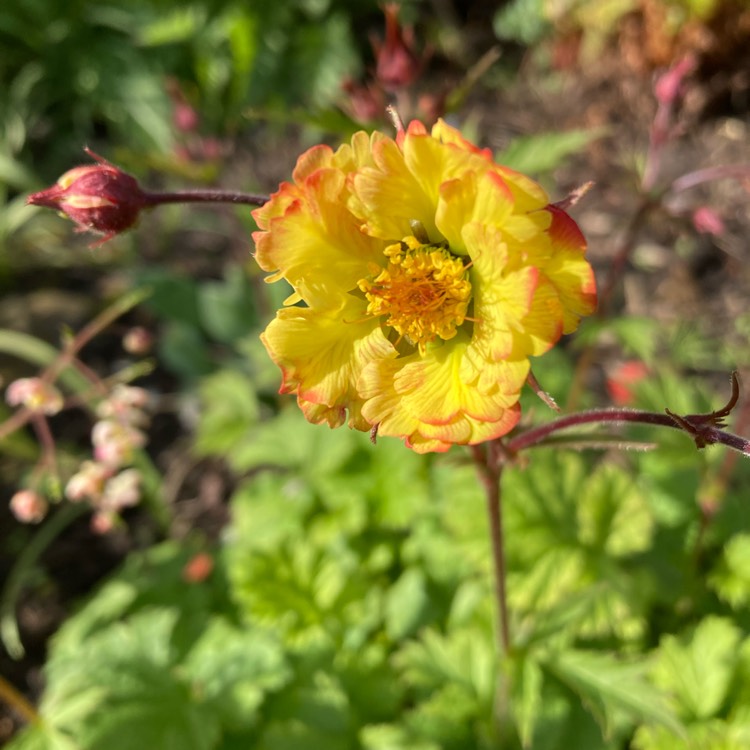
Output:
[
  {"xmin": 142, "ymin": 189, "xmax": 269, "ymax": 207},
  {"xmin": 507, "ymin": 406, "xmax": 750, "ymax": 457},
  {"xmin": 0, "ymin": 674, "xmax": 38, "ymax": 725},
  {"xmin": 472, "ymin": 444, "xmax": 510, "ymax": 656},
  {"xmin": 669, "ymin": 164, "xmax": 750, "ymax": 194},
  {"xmin": 0, "ymin": 503, "xmax": 88, "ymax": 658}
]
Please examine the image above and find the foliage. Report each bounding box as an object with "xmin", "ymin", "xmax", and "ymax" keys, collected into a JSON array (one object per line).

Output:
[{"xmin": 8, "ymin": 382, "xmax": 750, "ymax": 747}]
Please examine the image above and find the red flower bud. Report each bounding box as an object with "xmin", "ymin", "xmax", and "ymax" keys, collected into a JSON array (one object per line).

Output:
[
  {"xmin": 27, "ymin": 148, "xmax": 148, "ymax": 247},
  {"xmin": 374, "ymin": 4, "xmax": 422, "ymax": 91}
]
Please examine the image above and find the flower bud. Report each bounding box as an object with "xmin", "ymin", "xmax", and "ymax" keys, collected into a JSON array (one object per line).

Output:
[
  {"xmin": 654, "ymin": 55, "xmax": 696, "ymax": 106},
  {"xmin": 183, "ymin": 552, "xmax": 214, "ymax": 583},
  {"xmin": 10, "ymin": 490, "xmax": 48, "ymax": 524},
  {"xmin": 692, "ymin": 206, "xmax": 726, "ymax": 236},
  {"xmin": 606, "ymin": 361, "xmax": 649, "ymax": 406},
  {"xmin": 123, "ymin": 326, "xmax": 154, "ymax": 355},
  {"xmin": 27, "ymin": 149, "xmax": 148, "ymax": 246},
  {"xmin": 374, "ymin": 4, "xmax": 422, "ymax": 91}
]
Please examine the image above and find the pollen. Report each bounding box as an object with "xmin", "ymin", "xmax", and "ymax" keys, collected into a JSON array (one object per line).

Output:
[{"xmin": 359, "ymin": 235, "xmax": 472, "ymax": 352}]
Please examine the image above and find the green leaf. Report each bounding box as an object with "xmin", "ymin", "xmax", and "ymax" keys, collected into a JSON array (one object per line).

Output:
[
  {"xmin": 360, "ymin": 723, "xmax": 440, "ymax": 750},
  {"xmin": 385, "ymin": 568, "xmax": 430, "ymax": 641},
  {"xmin": 158, "ymin": 320, "xmax": 214, "ymax": 379},
  {"xmin": 493, "ymin": 0, "xmax": 549, "ymax": 45},
  {"xmin": 496, "ymin": 129, "xmax": 606, "ymax": 175},
  {"xmin": 194, "ymin": 368, "xmax": 260, "ymax": 457},
  {"xmin": 510, "ymin": 652, "xmax": 545, "ymax": 748},
  {"xmin": 139, "ymin": 271, "xmax": 202, "ymax": 326},
  {"xmin": 577, "ymin": 463, "xmax": 653, "ymax": 557},
  {"xmin": 394, "ymin": 627, "xmax": 496, "ymax": 706},
  {"xmin": 709, "ymin": 533, "xmax": 750, "ymax": 609},
  {"xmin": 652, "ymin": 616, "xmax": 742, "ymax": 721},
  {"xmin": 545, "ymin": 649, "xmax": 684, "ymax": 738},
  {"xmin": 258, "ymin": 670, "xmax": 355, "ymax": 750},
  {"xmin": 198, "ymin": 266, "xmax": 259, "ymax": 344},
  {"xmin": 43, "ymin": 609, "xmax": 221, "ymax": 750},
  {"xmin": 183, "ymin": 618, "xmax": 292, "ymax": 730},
  {"xmin": 230, "ymin": 537, "xmax": 382, "ymax": 646}
]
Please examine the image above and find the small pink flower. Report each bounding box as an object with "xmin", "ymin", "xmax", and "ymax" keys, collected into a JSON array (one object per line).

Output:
[
  {"xmin": 10, "ymin": 490, "xmax": 48, "ymax": 523},
  {"xmin": 91, "ymin": 419, "xmax": 146, "ymax": 468},
  {"xmin": 96, "ymin": 385, "xmax": 150, "ymax": 425},
  {"xmin": 101, "ymin": 468, "xmax": 141, "ymax": 512},
  {"xmin": 65, "ymin": 460, "xmax": 112, "ymax": 502},
  {"xmin": 6, "ymin": 378, "xmax": 64, "ymax": 415}
]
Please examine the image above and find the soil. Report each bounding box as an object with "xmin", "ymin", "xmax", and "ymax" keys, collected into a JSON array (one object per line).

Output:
[{"xmin": 1, "ymin": 5, "xmax": 749, "ymax": 744}]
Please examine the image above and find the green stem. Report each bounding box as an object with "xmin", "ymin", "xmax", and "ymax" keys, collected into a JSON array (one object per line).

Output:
[{"xmin": 1, "ymin": 503, "xmax": 88, "ymax": 659}]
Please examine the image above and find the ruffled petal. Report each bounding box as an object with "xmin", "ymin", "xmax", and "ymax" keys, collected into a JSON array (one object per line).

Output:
[
  {"xmin": 351, "ymin": 137, "xmax": 434, "ymax": 240},
  {"xmin": 255, "ymin": 168, "xmax": 382, "ymax": 308},
  {"xmin": 359, "ymin": 337, "xmax": 525, "ymax": 451},
  {"xmin": 262, "ymin": 297, "xmax": 395, "ymax": 428},
  {"xmin": 545, "ymin": 206, "xmax": 598, "ymax": 330}
]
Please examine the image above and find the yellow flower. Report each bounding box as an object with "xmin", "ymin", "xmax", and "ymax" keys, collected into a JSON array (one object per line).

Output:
[{"xmin": 253, "ymin": 120, "xmax": 596, "ymax": 453}]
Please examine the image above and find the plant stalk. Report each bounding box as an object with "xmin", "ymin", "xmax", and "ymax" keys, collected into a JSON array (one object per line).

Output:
[
  {"xmin": 472, "ymin": 444, "xmax": 510, "ymax": 656},
  {"xmin": 142, "ymin": 189, "xmax": 268, "ymax": 207}
]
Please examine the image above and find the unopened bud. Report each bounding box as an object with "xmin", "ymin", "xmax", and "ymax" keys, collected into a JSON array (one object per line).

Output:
[
  {"xmin": 374, "ymin": 4, "xmax": 422, "ymax": 91},
  {"xmin": 692, "ymin": 206, "xmax": 725, "ymax": 236},
  {"xmin": 27, "ymin": 149, "xmax": 149, "ymax": 246},
  {"xmin": 91, "ymin": 511, "xmax": 116, "ymax": 535},
  {"xmin": 10, "ymin": 490, "xmax": 48, "ymax": 524},
  {"xmin": 123, "ymin": 326, "xmax": 154, "ymax": 355},
  {"xmin": 183, "ymin": 552, "xmax": 214, "ymax": 583},
  {"xmin": 654, "ymin": 55, "xmax": 696, "ymax": 106}
]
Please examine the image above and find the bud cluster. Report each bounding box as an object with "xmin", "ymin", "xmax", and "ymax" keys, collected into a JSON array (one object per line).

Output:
[{"xmin": 65, "ymin": 385, "xmax": 151, "ymax": 532}]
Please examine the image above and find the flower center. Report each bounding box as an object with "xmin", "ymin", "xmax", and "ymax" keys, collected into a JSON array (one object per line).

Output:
[{"xmin": 358, "ymin": 235, "xmax": 472, "ymax": 351}]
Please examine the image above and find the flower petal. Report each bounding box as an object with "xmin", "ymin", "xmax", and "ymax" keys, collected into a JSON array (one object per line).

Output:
[
  {"xmin": 359, "ymin": 337, "xmax": 525, "ymax": 451},
  {"xmin": 545, "ymin": 206, "xmax": 598, "ymax": 330},
  {"xmin": 263, "ymin": 297, "xmax": 395, "ymax": 429},
  {"xmin": 255, "ymin": 168, "xmax": 382, "ymax": 308}
]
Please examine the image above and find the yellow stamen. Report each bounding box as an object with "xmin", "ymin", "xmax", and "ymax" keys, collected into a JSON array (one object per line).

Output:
[{"xmin": 358, "ymin": 235, "xmax": 472, "ymax": 352}]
